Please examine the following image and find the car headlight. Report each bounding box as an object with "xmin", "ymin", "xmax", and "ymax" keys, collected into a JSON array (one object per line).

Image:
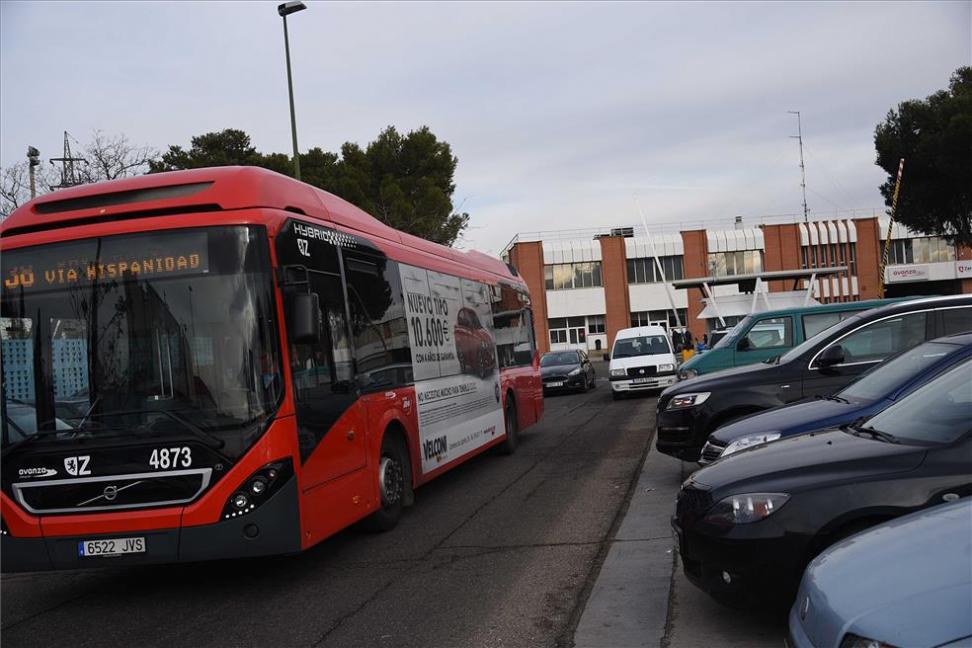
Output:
[
  {"xmin": 722, "ymin": 432, "xmax": 781, "ymax": 457},
  {"xmin": 678, "ymin": 368, "xmax": 698, "ymax": 381},
  {"xmin": 839, "ymin": 634, "xmax": 899, "ymax": 648},
  {"xmin": 568, "ymin": 367, "xmax": 582, "ymax": 376},
  {"xmin": 666, "ymin": 392, "xmax": 710, "ymax": 409},
  {"xmin": 610, "ymin": 368, "xmax": 627, "ymax": 377},
  {"xmin": 702, "ymin": 493, "xmax": 789, "ymax": 525},
  {"xmin": 657, "ymin": 363, "xmax": 675, "ymax": 372}
]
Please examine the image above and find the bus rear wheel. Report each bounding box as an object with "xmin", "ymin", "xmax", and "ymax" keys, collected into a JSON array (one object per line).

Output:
[
  {"xmin": 498, "ymin": 399, "xmax": 518, "ymax": 455},
  {"xmin": 363, "ymin": 434, "xmax": 407, "ymax": 532}
]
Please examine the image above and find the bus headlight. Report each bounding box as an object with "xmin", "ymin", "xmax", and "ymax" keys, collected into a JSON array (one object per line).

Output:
[{"xmin": 222, "ymin": 459, "xmax": 293, "ymax": 520}]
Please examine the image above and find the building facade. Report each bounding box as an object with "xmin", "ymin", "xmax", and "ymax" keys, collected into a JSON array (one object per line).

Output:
[{"xmin": 504, "ymin": 215, "xmax": 972, "ymax": 354}]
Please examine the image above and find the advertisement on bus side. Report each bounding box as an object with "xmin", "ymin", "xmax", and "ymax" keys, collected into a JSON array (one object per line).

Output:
[{"xmin": 399, "ymin": 264, "xmax": 504, "ymax": 475}]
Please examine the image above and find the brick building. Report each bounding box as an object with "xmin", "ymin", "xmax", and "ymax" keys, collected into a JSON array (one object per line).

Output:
[{"xmin": 503, "ymin": 214, "xmax": 972, "ymax": 354}]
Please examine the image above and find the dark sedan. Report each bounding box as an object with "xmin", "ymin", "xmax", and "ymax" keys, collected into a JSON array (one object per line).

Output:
[
  {"xmin": 672, "ymin": 358, "xmax": 972, "ymax": 608},
  {"xmin": 540, "ymin": 350, "xmax": 596, "ymax": 394},
  {"xmin": 700, "ymin": 333, "xmax": 972, "ymax": 463},
  {"xmin": 657, "ymin": 295, "xmax": 972, "ymax": 461}
]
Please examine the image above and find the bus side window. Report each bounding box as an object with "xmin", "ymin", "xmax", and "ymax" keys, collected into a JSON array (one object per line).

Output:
[
  {"xmin": 342, "ymin": 253, "xmax": 412, "ymax": 392},
  {"xmin": 289, "ymin": 272, "xmax": 354, "ymax": 461}
]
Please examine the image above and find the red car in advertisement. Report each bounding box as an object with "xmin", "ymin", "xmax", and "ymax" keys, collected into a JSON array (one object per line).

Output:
[{"xmin": 455, "ymin": 307, "xmax": 497, "ymax": 378}]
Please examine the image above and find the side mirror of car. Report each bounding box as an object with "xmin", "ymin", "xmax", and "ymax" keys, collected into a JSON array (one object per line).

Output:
[
  {"xmin": 817, "ymin": 345, "xmax": 845, "ymax": 368},
  {"xmin": 289, "ymin": 292, "xmax": 321, "ymax": 344},
  {"xmin": 737, "ymin": 336, "xmax": 752, "ymax": 352}
]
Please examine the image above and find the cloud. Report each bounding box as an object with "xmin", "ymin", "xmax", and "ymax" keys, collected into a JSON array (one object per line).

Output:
[{"xmin": 1, "ymin": 1, "xmax": 968, "ymax": 254}]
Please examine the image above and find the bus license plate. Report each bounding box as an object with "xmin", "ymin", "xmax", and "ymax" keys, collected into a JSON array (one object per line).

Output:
[
  {"xmin": 632, "ymin": 378, "xmax": 650, "ymax": 384},
  {"xmin": 78, "ymin": 537, "xmax": 146, "ymax": 558}
]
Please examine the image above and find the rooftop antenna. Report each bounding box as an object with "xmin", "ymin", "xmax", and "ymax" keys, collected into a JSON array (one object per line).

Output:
[
  {"xmin": 788, "ymin": 111, "xmax": 809, "ymax": 223},
  {"xmin": 49, "ymin": 131, "xmax": 88, "ymax": 190}
]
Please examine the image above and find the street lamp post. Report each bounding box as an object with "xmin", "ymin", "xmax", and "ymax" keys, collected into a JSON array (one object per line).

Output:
[
  {"xmin": 27, "ymin": 146, "xmax": 40, "ymax": 199},
  {"xmin": 278, "ymin": 1, "xmax": 307, "ymax": 181}
]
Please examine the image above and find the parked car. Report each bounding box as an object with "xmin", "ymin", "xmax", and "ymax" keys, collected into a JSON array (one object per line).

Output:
[
  {"xmin": 608, "ymin": 326, "xmax": 678, "ymax": 399},
  {"xmin": 677, "ymin": 298, "xmax": 909, "ymax": 380},
  {"xmin": 700, "ymin": 332, "xmax": 972, "ymax": 463},
  {"xmin": 540, "ymin": 350, "xmax": 596, "ymax": 393},
  {"xmin": 789, "ymin": 498, "xmax": 972, "ymax": 648},
  {"xmin": 454, "ymin": 306, "xmax": 497, "ymax": 378},
  {"xmin": 657, "ymin": 295, "xmax": 972, "ymax": 461},
  {"xmin": 672, "ymin": 358, "xmax": 972, "ymax": 608}
]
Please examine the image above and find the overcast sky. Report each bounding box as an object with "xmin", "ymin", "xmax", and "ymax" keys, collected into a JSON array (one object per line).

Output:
[{"xmin": 1, "ymin": 1, "xmax": 969, "ymax": 253}]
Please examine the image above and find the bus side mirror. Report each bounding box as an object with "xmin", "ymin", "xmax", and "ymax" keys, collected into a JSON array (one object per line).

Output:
[
  {"xmin": 289, "ymin": 293, "xmax": 321, "ymax": 344},
  {"xmin": 817, "ymin": 345, "xmax": 845, "ymax": 368}
]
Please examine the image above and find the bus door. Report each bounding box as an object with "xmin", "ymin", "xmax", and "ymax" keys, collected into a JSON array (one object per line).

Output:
[{"xmin": 288, "ymin": 270, "xmax": 367, "ymax": 489}]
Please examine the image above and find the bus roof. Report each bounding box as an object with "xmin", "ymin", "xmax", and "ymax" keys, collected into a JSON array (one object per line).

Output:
[{"xmin": 1, "ymin": 166, "xmax": 518, "ymax": 284}]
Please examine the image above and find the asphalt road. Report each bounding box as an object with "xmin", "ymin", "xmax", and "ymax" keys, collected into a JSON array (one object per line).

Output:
[{"xmin": 1, "ymin": 381, "xmax": 657, "ymax": 648}]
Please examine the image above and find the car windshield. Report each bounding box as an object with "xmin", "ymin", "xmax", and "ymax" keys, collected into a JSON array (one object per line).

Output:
[
  {"xmin": 862, "ymin": 359, "xmax": 972, "ymax": 445},
  {"xmin": 712, "ymin": 319, "xmax": 748, "ymax": 350},
  {"xmin": 541, "ymin": 352, "xmax": 579, "ymax": 367},
  {"xmin": 1, "ymin": 226, "xmax": 281, "ymax": 460},
  {"xmin": 613, "ymin": 335, "xmax": 669, "ymax": 358},
  {"xmin": 839, "ymin": 341, "xmax": 959, "ymax": 402}
]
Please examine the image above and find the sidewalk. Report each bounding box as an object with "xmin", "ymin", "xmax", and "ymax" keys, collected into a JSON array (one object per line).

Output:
[{"xmin": 573, "ymin": 444, "xmax": 684, "ymax": 648}]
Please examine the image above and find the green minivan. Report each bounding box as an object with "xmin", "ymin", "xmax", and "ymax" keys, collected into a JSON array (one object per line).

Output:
[{"xmin": 678, "ymin": 298, "xmax": 911, "ymax": 380}]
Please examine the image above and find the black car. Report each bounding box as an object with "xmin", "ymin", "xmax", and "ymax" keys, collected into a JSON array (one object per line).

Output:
[
  {"xmin": 656, "ymin": 295, "xmax": 972, "ymax": 461},
  {"xmin": 701, "ymin": 334, "xmax": 972, "ymax": 464},
  {"xmin": 673, "ymin": 358, "xmax": 972, "ymax": 608},
  {"xmin": 540, "ymin": 350, "xmax": 596, "ymax": 393}
]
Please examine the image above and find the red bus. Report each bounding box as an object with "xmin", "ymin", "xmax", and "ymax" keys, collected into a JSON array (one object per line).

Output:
[{"xmin": 0, "ymin": 167, "xmax": 542, "ymax": 571}]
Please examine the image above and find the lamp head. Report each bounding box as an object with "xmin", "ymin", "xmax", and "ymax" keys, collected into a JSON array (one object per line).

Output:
[{"xmin": 278, "ymin": 1, "xmax": 306, "ymax": 16}]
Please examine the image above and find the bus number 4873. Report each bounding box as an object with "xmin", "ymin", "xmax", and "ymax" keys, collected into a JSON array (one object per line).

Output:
[{"xmin": 149, "ymin": 447, "xmax": 192, "ymax": 470}]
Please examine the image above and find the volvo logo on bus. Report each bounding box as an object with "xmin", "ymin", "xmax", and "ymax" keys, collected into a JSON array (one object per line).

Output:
[{"xmin": 103, "ymin": 485, "xmax": 119, "ymax": 501}]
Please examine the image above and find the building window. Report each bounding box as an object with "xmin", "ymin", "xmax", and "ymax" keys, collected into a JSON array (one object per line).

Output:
[
  {"xmin": 630, "ymin": 309, "xmax": 687, "ymax": 329},
  {"xmin": 544, "ymin": 262, "xmax": 602, "ymax": 290},
  {"xmin": 548, "ymin": 316, "xmax": 588, "ymax": 346},
  {"xmin": 587, "ymin": 315, "xmax": 605, "ymax": 334},
  {"xmin": 888, "ymin": 239, "xmax": 913, "ymax": 265},
  {"xmin": 626, "ymin": 256, "xmax": 684, "ymax": 284},
  {"xmin": 706, "ymin": 250, "xmax": 762, "ymax": 277},
  {"xmin": 883, "ymin": 237, "xmax": 956, "ymax": 265}
]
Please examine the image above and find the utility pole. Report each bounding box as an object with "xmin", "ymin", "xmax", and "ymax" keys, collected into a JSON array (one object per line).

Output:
[
  {"xmin": 788, "ymin": 111, "xmax": 809, "ymax": 223},
  {"xmin": 49, "ymin": 131, "xmax": 87, "ymax": 190},
  {"xmin": 878, "ymin": 158, "xmax": 906, "ymax": 299},
  {"xmin": 27, "ymin": 146, "xmax": 40, "ymax": 199}
]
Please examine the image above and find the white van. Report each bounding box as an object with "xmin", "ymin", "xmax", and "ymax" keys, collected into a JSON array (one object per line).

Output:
[{"xmin": 608, "ymin": 326, "xmax": 678, "ymax": 399}]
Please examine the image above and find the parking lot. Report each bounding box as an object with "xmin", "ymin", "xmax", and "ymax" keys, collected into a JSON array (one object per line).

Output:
[{"xmin": 1, "ymin": 378, "xmax": 787, "ymax": 648}]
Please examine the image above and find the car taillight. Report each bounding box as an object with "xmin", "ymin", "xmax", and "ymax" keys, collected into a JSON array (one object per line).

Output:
[{"xmin": 221, "ymin": 459, "xmax": 293, "ymax": 520}]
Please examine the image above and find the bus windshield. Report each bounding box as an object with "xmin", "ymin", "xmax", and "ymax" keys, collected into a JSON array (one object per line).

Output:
[{"xmin": 1, "ymin": 226, "xmax": 281, "ymax": 460}]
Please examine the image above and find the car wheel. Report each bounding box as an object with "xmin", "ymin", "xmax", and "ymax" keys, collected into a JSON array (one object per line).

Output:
[
  {"xmin": 579, "ymin": 375, "xmax": 589, "ymax": 392},
  {"xmin": 361, "ymin": 434, "xmax": 408, "ymax": 532},
  {"xmin": 498, "ymin": 399, "xmax": 518, "ymax": 455}
]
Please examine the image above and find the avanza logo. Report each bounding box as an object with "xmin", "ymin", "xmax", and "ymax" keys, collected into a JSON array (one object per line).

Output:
[{"xmin": 422, "ymin": 436, "xmax": 448, "ymax": 463}]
